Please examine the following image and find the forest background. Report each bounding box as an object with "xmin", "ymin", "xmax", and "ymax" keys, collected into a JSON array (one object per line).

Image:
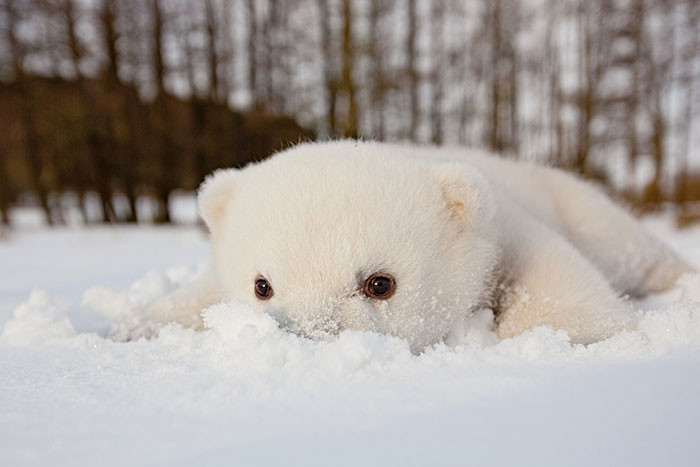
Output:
[{"xmin": 1, "ymin": 0, "xmax": 699, "ymax": 225}]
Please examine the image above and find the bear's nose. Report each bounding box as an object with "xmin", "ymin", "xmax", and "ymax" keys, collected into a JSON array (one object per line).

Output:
[
  {"xmin": 286, "ymin": 314, "xmax": 342, "ymax": 340},
  {"xmin": 264, "ymin": 302, "xmax": 342, "ymax": 339}
]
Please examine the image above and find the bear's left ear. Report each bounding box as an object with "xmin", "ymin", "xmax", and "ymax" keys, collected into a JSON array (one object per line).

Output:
[
  {"xmin": 431, "ymin": 163, "xmax": 495, "ymax": 229},
  {"xmin": 198, "ymin": 168, "xmax": 239, "ymax": 232}
]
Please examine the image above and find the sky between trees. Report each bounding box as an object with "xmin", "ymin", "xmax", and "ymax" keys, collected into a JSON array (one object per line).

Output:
[{"xmin": 1, "ymin": 0, "xmax": 699, "ymax": 224}]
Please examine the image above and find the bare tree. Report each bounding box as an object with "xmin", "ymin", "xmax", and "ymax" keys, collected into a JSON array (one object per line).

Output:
[
  {"xmin": 640, "ymin": 0, "xmax": 677, "ymax": 203},
  {"xmin": 675, "ymin": 0, "xmax": 700, "ymax": 205},
  {"xmin": 317, "ymin": 0, "xmax": 338, "ymax": 137},
  {"xmin": 429, "ymin": 0, "xmax": 445, "ymax": 145},
  {"xmin": 339, "ymin": 0, "xmax": 357, "ymax": 138},
  {"xmin": 245, "ymin": 0, "xmax": 260, "ymax": 108},
  {"xmin": 406, "ymin": 0, "xmax": 418, "ymax": 141},
  {"xmin": 204, "ymin": 0, "xmax": 220, "ymax": 103},
  {"xmin": 544, "ymin": 0, "xmax": 564, "ymax": 165},
  {"xmin": 367, "ymin": 0, "xmax": 389, "ymax": 140},
  {"xmin": 573, "ymin": 0, "xmax": 600, "ymax": 175},
  {"xmin": 480, "ymin": 0, "xmax": 519, "ymax": 154},
  {"xmin": 150, "ymin": 0, "xmax": 173, "ymax": 223},
  {"xmin": 4, "ymin": 0, "xmax": 58, "ymax": 224}
]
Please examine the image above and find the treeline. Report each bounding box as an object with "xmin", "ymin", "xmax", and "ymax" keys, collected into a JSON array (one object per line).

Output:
[
  {"xmin": 0, "ymin": 0, "xmax": 311, "ymax": 225},
  {"xmin": 0, "ymin": 76, "xmax": 311, "ymax": 224},
  {"xmin": 1, "ymin": 0, "xmax": 700, "ymax": 225}
]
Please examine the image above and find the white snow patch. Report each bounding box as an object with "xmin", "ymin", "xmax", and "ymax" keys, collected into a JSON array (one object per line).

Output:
[
  {"xmin": 678, "ymin": 272, "xmax": 700, "ymax": 302},
  {"xmin": 0, "ymin": 289, "xmax": 76, "ymax": 346},
  {"xmin": 1, "ymin": 212, "xmax": 699, "ymax": 466}
]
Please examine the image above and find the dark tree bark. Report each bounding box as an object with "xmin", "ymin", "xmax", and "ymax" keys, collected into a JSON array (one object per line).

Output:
[
  {"xmin": 0, "ymin": 149, "xmax": 11, "ymax": 225},
  {"xmin": 151, "ymin": 0, "xmax": 171, "ymax": 223},
  {"xmin": 5, "ymin": 0, "xmax": 57, "ymax": 224},
  {"xmin": 406, "ymin": 0, "xmax": 418, "ymax": 141},
  {"xmin": 675, "ymin": 1, "xmax": 699, "ymax": 205},
  {"xmin": 204, "ymin": 0, "xmax": 220, "ymax": 103},
  {"xmin": 340, "ymin": 0, "xmax": 358, "ymax": 138},
  {"xmin": 574, "ymin": 1, "xmax": 595, "ymax": 175},
  {"xmin": 317, "ymin": 0, "xmax": 337, "ymax": 137},
  {"xmin": 429, "ymin": 0, "xmax": 444, "ymax": 145},
  {"xmin": 246, "ymin": 0, "xmax": 259, "ymax": 108},
  {"xmin": 368, "ymin": 0, "xmax": 386, "ymax": 140}
]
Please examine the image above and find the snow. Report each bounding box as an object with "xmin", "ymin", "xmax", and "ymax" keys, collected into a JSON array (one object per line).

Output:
[{"xmin": 1, "ymin": 209, "xmax": 700, "ymax": 466}]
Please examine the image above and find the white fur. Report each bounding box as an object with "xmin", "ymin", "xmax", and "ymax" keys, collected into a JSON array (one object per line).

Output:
[{"xmin": 145, "ymin": 141, "xmax": 692, "ymax": 351}]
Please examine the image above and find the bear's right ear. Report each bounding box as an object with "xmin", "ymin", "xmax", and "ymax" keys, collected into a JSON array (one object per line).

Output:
[{"xmin": 198, "ymin": 168, "xmax": 238, "ymax": 232}]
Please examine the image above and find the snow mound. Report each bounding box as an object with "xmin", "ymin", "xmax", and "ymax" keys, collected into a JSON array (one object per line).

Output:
[
  {"xmin": 678, "ymin": 271, "xmax": 700, "ymax": 301},
  {"xmin": 1, "ymin": 217, "xmax": 699, "ymax": 466},
  {"xmin": 3, "ymin": 274, "xmax": 700, "ymax": 364},
  {"xmin": 0, "ymin": 289, "xmax": 76, "ymax": 346}
]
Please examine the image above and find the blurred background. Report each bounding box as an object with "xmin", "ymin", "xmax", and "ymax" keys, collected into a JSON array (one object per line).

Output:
[{"xmin": 0, "ymin": 0, "xmax": 699, "ymax": 227}]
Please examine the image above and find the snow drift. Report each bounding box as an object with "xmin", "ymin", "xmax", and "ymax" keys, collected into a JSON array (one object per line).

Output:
[{"xmin": 1, "ymin": 216, "xmax": 700, "ymax": 466}]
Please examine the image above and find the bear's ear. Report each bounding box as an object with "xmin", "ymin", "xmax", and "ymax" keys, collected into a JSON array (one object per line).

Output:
[
  {"xmin": 198, "ymin": 168, "xmax": 239, "ymax": 232},
  {"xmin": 431, "ymin": 163, "xmax": 495, "ymax": 229}
]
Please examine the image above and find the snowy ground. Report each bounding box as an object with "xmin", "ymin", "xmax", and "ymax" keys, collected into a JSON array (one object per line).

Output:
[{"xmin": 1, "ymin": 204, "xmax": 700, "ymax": 467}]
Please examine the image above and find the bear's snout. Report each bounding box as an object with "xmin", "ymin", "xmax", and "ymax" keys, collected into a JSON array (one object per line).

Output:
[{"xmin": 262, "ymin": 297, "xmax": 379, "ymax": 339}]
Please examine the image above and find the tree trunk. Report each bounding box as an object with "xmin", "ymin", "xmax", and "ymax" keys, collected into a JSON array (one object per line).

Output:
[
  {"xmin": 317, "ymin": 0, "xmax": 337, "ymax": 137},
  {"xmin": 153, "ymin": 189, "xmax": 171, "ymax": 224},
  {"xmin": 429, "ymin": 0, "xmax": 444, "ymax": 145},
  {"xmin": 406, "ymin": 0, "xmax": 418, "ymax": 141},
  {"xmin": 674, "ymin": 1, "xmax": 699, "ymax": 205},
  {"xmin": 152, "ymin": 0, "xmax": 166, "ymax": 95},
  {"xmin": 487, "ymin": 0, "xmax": 504, "ymax": 152},
  {"xmin": 0, "ymin": 159, "xmax": 9, "ymax": 225},
  {"xmin": 575, "ymin": 2, "xmax": 594, "ymax": 176},
  {"xmin": 123, "ymin": 91, "xmax": 142, "ymax": 223},
  {"xmin": 20, "ymin": 89, "xmax": 55, "ymax": 225},
  {"xmin": 646, "ymin": 112, "xmax": 665, "ymax": 204},
  {"xmin": 575, "ymin": 101, "xmax": 591, "ymax": 175},
  {"xmin": 101, "ymin": 0, "xmax": 120, "ymax": 85},
  {"xmin": 246, "ymin": 0, "xmax": 259, "ymax": 108},
  {"xmin": 98, "ymin": 189, "xmax": 116, "ymax": 223},
  {"xmin": 152, "ymin": 0, "xmax": 174, "ymax": 224},
  {"xmin": 77, "ymin": 190, "xmax": 90, "ymax": 224},
  {"xmin": 205, "ymin": 0, "xmax": 220, "ymax": 102},
  {"xmin": 123, "ymin": 185, "xmax": 138, "ymax": 223},
  {"xmin": 368, "ymin": 1, "xmax": 385, "ymax": 140},
  {"xmin": 6, "ymin": 0, "xmax": 55, "ymax": 225},
  {"xmin": 340, "ymin": 0, "xmax": 358, "ymax": 138}
]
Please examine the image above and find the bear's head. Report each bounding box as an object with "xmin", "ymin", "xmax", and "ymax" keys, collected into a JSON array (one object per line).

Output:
[{"xmin": 198, "ymin": 141, "xmax": 500, "ymax": 351}]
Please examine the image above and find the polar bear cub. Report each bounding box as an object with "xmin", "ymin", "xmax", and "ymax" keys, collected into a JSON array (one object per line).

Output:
[{"xmin": 148, "ymin": 141, "xmax": 691, "ymax": 351}]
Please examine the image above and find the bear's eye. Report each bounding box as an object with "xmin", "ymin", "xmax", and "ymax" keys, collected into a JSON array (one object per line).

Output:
[
  {"xmin": 363, "ymin": 274, "xmax": 396, "ymax": 299},
  {"xmin": 255, "ymin": 277, "xmax": 273, "ymax": 300}
]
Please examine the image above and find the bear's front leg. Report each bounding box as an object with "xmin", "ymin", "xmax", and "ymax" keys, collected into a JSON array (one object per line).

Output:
[
  {"xmin": 143, "ymin": 272, "xmax": 223, "ymax": 329},
  {"xmin": 495, "ymin": 215, "xmax": 636, "ymax": 344}
]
